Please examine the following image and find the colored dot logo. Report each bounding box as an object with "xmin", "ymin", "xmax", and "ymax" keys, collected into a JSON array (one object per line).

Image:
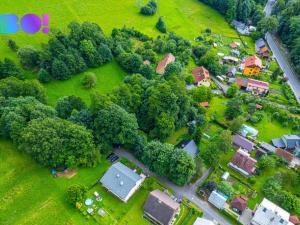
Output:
[{"xmin": 0, "ymin": 14, "xmax": 50, "ymax": 34}]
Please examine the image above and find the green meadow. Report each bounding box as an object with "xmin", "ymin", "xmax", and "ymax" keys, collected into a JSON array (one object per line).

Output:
[{"xmin": 0, "ymin": 0, "xmax": 240, "ymax": 105}]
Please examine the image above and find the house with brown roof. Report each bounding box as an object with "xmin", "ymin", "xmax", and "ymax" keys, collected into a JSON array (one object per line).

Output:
[
  {"xmin": 192, "ymin": 66, "xmax": 211, "ymax": 87},
  {"xmin": 233, "ymin": 134, "xmax": 255, "ymax": 152},
  {"xmin": 246, "ymin": 78, "xmax": 269, "ymax": 95},
  {"xmin": 199, "ymin": 102, "xmax": 209, "ymax": 107},
  {"xmin": 275, "ymin": 148, "xmax": 294, "ymax": 164},
  {"xmin": 236, "ymin": 78, "xmax": 269, "ymax": 96},
  {"xmin": 156, "ymin": 53, "xmax": 176, "ymax": 75},
  {"xmin": 243, "ymin": 55, "xmax": 262, "ymax": 76},
  {"xmin": 143, "ymin": 190, "xmax": 180, "ymax": 225},
  {"xmin": 231, "ymin": 196, "xmax": 248, "ymax": 214},
  {"xmin": 229, "ymin": 149, "xmax": 257, "ymax": 176},
  {"xmin": 290, "ymin": 215, "xmax": 300, "ymax": 225}
]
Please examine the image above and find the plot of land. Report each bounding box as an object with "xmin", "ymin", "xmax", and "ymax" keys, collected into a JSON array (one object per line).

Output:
[
  {"xmin": 45, "ymin": 60, "xmax": 126, "ymax": 105},
  {"xmin": 0, "ymin": 138, "xmax": 110, "ymax": 225}
]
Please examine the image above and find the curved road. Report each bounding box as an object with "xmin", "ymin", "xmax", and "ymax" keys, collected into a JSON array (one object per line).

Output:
[
  {"xmin": 114, "ymin": 148, "xmax": 232, "ymax": 225},
  {"xmin": 264, "ymin": 0, "xmax": 300, "ymax": 103}
]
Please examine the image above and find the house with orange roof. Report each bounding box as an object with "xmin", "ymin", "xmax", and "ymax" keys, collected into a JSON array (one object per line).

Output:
[
  {"xmin": 192, "ymin": 66, "xmax": 211, "ymax": 87},
  {"xmin": 156, "ymin": 53, "xmax": 175, "ymax": 75},
  {"xmin": 243, "ymin": 55, "xmax": 262, "ymax": 76}
]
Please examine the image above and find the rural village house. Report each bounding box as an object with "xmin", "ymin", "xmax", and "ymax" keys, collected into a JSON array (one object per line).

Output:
[
  {"xmin": 242, "ymin": 55, "xmax": 263, "ymax": 76},
  {"xmin": 229, "ymin": 149, "xmax": 257, "ymax": 176},
  {"xmin": 191, "ymin": 66, "xmax": 211, "ymax": 87},
  {"xmin": 156, "ymin": 53, "xmax": 176, "ymax": 75},
  {"xmin": 233, "ymin": 134, "xmax": 255, "ymax": 152},
  {"xmin": 236, "ymin": 78, "xmax": 269, "ymax": 96},
  {"xmin": 251, "ymin": 198, "xmax": 298, "ymax": 225},
  {"xmin": 100, "ymin": 162, "xmax": 145, "ymax": 202},
  {"xmin": 143, "ymin": 189, "xmax": 180, "ymax": 225},
  {"xmin": 208, "ymin": 190, "xmax": 228, "ymax": 210},
  {"xmin": 231, "ymin": 196, "xmax": 248, "ymax": 214}
]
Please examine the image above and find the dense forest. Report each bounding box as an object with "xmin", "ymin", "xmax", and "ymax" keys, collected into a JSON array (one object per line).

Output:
[
  {"xmin": 272, "ymin": 0, "xmax": 300, "ymax": 75},
  {"xmin": 198, "ymin": 0, "xmax": 267, "ymax": 24}
]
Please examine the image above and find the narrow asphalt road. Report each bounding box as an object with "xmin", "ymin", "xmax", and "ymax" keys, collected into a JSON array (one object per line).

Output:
[
  {"xmin": 264, "ymin": 0, "xmax": 300, "ymax": 103},
  {"xmin": 114, "ymin": 148, "xmax": 232, "ymax": 225}
]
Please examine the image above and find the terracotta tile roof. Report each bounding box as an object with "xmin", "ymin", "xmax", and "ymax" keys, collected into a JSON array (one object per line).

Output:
[
  {"xmin": 290, "ymin": 215, "xmax": 300, "ymax": 224},
  {"xmin": 156, "ymin": 53, "xmax": 176, "ymax": 74},
  {"xmin": 199, "ymin": 102, "xmax": 209, "ymax": 107},
  {"xmin": 244, "ymin": 55, "xmax": 262, "ymax": 68},
  {"xmin": 275, "ymin": 148, "xmax": 293, "ymax": 162},
  {"xmin": 192, "ymin": 66, "xmax": 210, "ymax": 83},
  {"xmin": 247, "ymin": 78, "xmax": 269, "ymax": 89},
  {"xmin": 230, "ymin": 149, "xmax": 257, "ymax": 174},
  {"xmin": 232, "ymin": 196, "xmax": 248, "ymax": 212},
  {"xmin": 236, "ymin": 77, "xmax": 248, "ymax": 88}
]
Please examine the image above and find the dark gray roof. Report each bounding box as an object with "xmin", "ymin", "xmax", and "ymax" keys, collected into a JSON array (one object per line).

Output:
[
  {"xmin": 233, "ymin": 134, "xmax": 255, "ymax": 152},
  {"xmin": 282, "ymin": 135, "xmax": 300, "ymax": 149},
  {"xmin": 260, "ymin": 142, "xmax": 276, "ymax": 152},
  {"xmin": 183, "ymin": 140, "xmax": 199, "ymax": 158},
  {"xmin": 100, "ymin": 162, "xmax": 142, "ymax": 200},
  {"xmin": 255, "ymin": 38, "xmax": 265, "ymax": 49},
  {"xmin": 272, "ymin": 138, "xmax": 286, "ymax": 148},
  {"xmin": 144, "ymin": 190, "xmax": 180, "ymax": 225}
]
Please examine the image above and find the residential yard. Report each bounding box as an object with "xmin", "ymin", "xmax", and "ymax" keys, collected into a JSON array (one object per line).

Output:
[{"xmin": 167, "ymin": 127, "xmax": 188, "ymax": 145}]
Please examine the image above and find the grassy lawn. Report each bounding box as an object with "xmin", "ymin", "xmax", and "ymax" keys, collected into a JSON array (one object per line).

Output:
[
  {"xmin": 249, "ymin": 114, "xmax": 299, "ymax": 143},
  {"xmin": 45, "ymin": 60, "xmax": 126, "ymax": 106},
  {"xmin": 0, "ymin": 138, "xmax": 113, "ymax": 225},
  {"xmin": 0, "ymin": 0, "xmax": 238, "ymax": 59},
  {"xmin": 166, "ymin": 127, "xmax": 188, "ymax": 145},
  {"xmin": 206, "ymin": 96, "xmax": 228, "ymax": 122}
]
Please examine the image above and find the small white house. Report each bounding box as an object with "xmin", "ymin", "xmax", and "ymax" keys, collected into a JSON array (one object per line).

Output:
[
  {"xmin": 221, "ymin": 172, "xmax": 230, "ymax": 181},
  {"xmin": 208, "ymin": 190, "xmax": 228, "ymax": 210}
]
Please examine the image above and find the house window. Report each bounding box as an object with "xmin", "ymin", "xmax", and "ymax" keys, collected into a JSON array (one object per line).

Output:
[
  {"xmin": 262, "ymin": 208, "xmax": 267, "ymax": 212},
  {"xmin": 280, "ymin": 219, "xmax": 284, "ymax": 223}
]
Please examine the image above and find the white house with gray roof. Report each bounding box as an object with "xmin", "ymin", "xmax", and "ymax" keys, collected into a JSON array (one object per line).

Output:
[
  {"xmin": 251, "ymin": 198, "xmax": 294, "ymax": 225},
  {"xmin": 100, "ymin": 162, "xmax": 145, "ymax": 202}
]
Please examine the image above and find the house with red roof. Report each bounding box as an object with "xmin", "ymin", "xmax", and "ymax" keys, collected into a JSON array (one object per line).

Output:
[
  {"xmin": 199, "ymin": 102, "xmax": 209, "ymax": 107},
  {"xmin": 246, "ymin": 78, "xmax": 269, "ymax": 95},
  {"xmin": 243, "ymin": 55, "xmax": 262, "ymax": 76},
  {"xmin": 231, "ymin": 196, "xmax": 248, "ymax": 214},
  {"xmin": 290, "ymin": 215, "xmax": 300, "ymax": 225},
  {"xmin": 192, "ymin": 66, "xmax": 211, "ymax": 87},
  {"xmin": 229, "ymin": 149, "xmax": 257, "ymax": 176},
  {"xmin": 275, "ymin": 148, "xmax": 294, "ymax": 164},
  {"xmin": 156, "ymin": 53, "xmax": 175, "ymax": 75}
]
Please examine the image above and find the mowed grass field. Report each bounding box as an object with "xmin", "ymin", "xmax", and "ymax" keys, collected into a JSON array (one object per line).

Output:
[
  {"xmin": 0, "ymin": 0, "xmax": 239, "ymax": 105},
  {"xmin": 0, "ymin": 139, "xmax": 111, "ymax": 225}
]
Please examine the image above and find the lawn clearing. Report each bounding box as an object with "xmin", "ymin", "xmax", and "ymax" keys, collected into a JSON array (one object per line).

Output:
[
  {"xmin": 0, "ymin": 138, "xmax": 111, "ymax": 225},
  {"xmin": 167, "ymin": 127, "xmax": 188, "ymax": 145},
  {"xmin": 0, "ymin": 0, "xmax": 239, "ymax": 59},
  {"xmin": 45, "ymin": 60, "xmax": 126, "ymax": 105}
]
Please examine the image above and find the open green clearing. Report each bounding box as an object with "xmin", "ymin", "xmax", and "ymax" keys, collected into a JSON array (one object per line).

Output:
[
  {"xmin": 45, "ymin": 60, "xmax": 126, "ymax": 105},
  {"xmin": 0, "ymin": 138, "xmax": 110, "ymax": 225}
]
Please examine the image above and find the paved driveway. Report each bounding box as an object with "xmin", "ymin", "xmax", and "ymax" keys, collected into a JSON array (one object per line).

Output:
[{"xmin": 114, "ymin": 148, "xmax": 233, "ymax": 225}]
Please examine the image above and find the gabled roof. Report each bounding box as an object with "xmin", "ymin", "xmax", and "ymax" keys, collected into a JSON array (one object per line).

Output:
[
  {"xmin": 193, "ymin": 218, "xmax": 215, "ymax": 225},
  {"xmin": 282, "ymin": 134, "xmax": 300, "ymax": 149},
  {"xmin": 232, "ymin": 196, "xmax": 248, "ymax": 212},
  {"xmin": 275, "ymin": 148, "xmax": 293, "ymax": 163},
  {"xmin": 230, "ymin": 149, "xmax": 257, "ymax": 175},
  {"xmin": 255, "ymin": 38, "xmax": 265, "ymax": 49},
  {"xmin": 156, "ymin": 53, "xmax": 176, "ymax": 74},
  {"xmin": 144, "ymin": 190, "xmax": 180, "ymax": 225},
  {"xmin": 260, "ymin": 142, "xmax": 276, "ymax": 152},
  {"xmin": 182, "ymin": 139, "xmax": 199, "ymax": 158},
  {"xmin": 233, "ymin": 134, "xmax": 255, "ymax": 152},
  {"xmin": 236, "ymin": 77, "xmax": 248, "ymax": 88},
  {"xmin": 290, "ymin": 215, "xmax": 300, "ymax": 224},
  {"xmin": 100, "ymin": 162, "xmax": 142, "ymax": 200},
  {"xmin": 244, "ymin": 55, "xmax": 262, "ymax": 68},
  {"xmin": 192, "ymin": 66, "xmax": 210, "ymax": 83},
  {"xmin": 199, "ymin": 102, "xmax": 209, "ymax": 107},
  {"xmin": 208, "ymin": 190, "xmax": 228, "ymax": 209},
  {"xmin": 272, "ymin": 138, "xmax": 286, "ymax": 148},
  {"xmin": 247, "ymin": 78, "xmax": 269, "ymax": 89},
  {"xmin": 251, "ymin": 198, "xmax": 292, "ymax": 225}
]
